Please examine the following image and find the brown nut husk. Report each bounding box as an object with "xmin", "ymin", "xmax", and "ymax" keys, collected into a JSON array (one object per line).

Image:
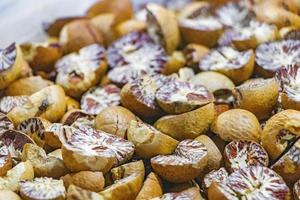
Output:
[
  {"xmin": 136, "ymin": 172, "xmax": 163, "ymax": 200},
  {"xmin": 115, "ymin": 19, "xmax": 146, "ymax": 38},
  {"xmin": 211, "ymin": 109, "xmax": 262, "ymax": 142},
  {"xmin": 154, "ymin": 103, "xmax": 215, "ymax": 141},
  {"xmin": 232, "ymin": 78, "xmax": 279, "ymax": 120},
  {"xmin": 7, "ymin": 85, "xmax": 66, "ymax": 125},
  {"xmin": 127, "ymin": 120, "xmax": 179, "ymax": 158}
]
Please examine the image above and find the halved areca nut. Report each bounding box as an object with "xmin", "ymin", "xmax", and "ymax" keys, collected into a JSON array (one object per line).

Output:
[
  {"xmin": 60, "ymin": 126, "xmax": 134, "ymax": 173},
  {"xmin": 136, "ymin": 172, "xmax": 163, "ymax": 200},
  {"xmin": 110, "ymin": 160, "xmax": 145, "ymax": 182},
  {"xmin": 55, "ymin": 44, "xmax": 107, "ymax": 98},
  {"xmin": 0, "ymin": 95, "xmax": 29, "ymax": 114},
  {"xmin": 67, "ymin": 184, "xmax": 104, "ymax": 200},
  {"xmin": 43, "ymin": 123, "xmax": 65, "ymax": 149},
  {"xmin": 151, "ymin": 139, "xmax": 208, "ymax": 183},
  {"xmin": 279, "ymin": 26, "xmax": 300, "ymax": 40},
  {"xmin": 0, "ymin": 145, "xmax": 12, "ymax": 176},
  {"xmin": 294, "ymin": 180, "xmax": 300, "ymax": 200},
  {"xmin": 262, "ymin": 110, "xmax": 300, "ymax": 161},
  {"xmin": 127, "ymin": 120, "xmax": 179, "ymax": 158},
  {"xmin": 151, "ymin": 187, "xmax": 204, "ymax": 200},
  {"xmin": 7, "ymin": 85, "xmax": 66, "ymax": 125},
  {"xmin": 199, "ymin": 47, "xmax": 255, "ymax": 84},
  {"xmin": 60, "ymin": 109, "xmax": 92, "ymax": 126},
  {"xmin": 0, "ymin": 112, "xmax": 14, "ymax": 135},
  {"xmin": 202, "ymin": 167, "xmax": 228, "ymax": 194}
]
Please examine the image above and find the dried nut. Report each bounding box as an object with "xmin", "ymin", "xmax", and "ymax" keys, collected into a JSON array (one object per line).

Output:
[
  {"xmin": 60, "ymin": 109, "xmax": 91, "ymax": 126},
  {"xmin": 65, "ymin": 96, "xmax": 80, "ymax": 111},
  {"xmin": 255, "ymin": 40, "xmax": 300, "ymax": 77},
  {"xmin": 95, "ymin": 106, "xmax": 138, "ymax": 139},
  {"xmin": 0, "ymin": 145, "xmax": 12, "ymax": 176},
  {"xmin": 271, "ymin": 138, "xmax": 300, "ymax": 186},
  {"xmin": 202, "ymin": 167, "xmax": 228, "ymax": 194},
  {"xmin": 163, "ymin": 51, "xmax": 186, "ymax": 75},
  {"xmin": 136, "ymin": 172, "xmax": 163, "ymax": 200},
  {"xmin": 120, "ymin": 74, "xmax": 169, "ymax": 118},
  {"xmin": 211, "ymin": 109, "xmax": 262, "ymax": 142},
  {"xmin": 151, "ymin": 139, "xmax": 208, "ymax": 183},
  {"xmin": 295, "ymin": 179, "xmax": 300, "ymax": 200},
  {"xmin": 110, "ymin": 160, "xmax": 145, "ymax": 182},
  {"xmin": 20, "ymin": 42, "xmax": 62, "ymax": 73},
  {"xmin": 0, "ymin": 190, "xmax": 21, "ymax": 200},
  {"xmin": 199, "ymin": 47, "xmax": 255, "ymax": 84},
  {"xmin": 60, "ymin": 127, "xmax": 134, "ymax": 173},
  {"xmin": 67, "ymin": 184, "xmax": 104, "ymax": 200},
  {"xmin": 224, "ymin": 140, "xmax": 269, "ymax": 173},
  {"xmin": 59, "ymin": 20, "xmax": 103, "ymax": 53},
  {"xmin": 190, "ymin": 71, "xmax": 235, "ymax": 104},
  {"xmin": 48, "ymin": 149, "xmax": 63, "ymax": 160},
  {"xmin": 208, "ymin": 166, "xmax": 291, "ymax": 200},
  {"xmin": 276, "ymin": 65, "xmax": 300, "ymax": 110},
  {"xmin": 146, "ymin": 3, "xmax": 180, "ymax": 54},
  {"xmin": 0, "ymin": 161, "xmax": 34, "ymax": 191},
  {"xmin": 184, "ymin": 43, "xmax": 209, "ymax": 70},
  {"xmin": 261, "ymin": 110, "xmax": 300, "ymax": 160},
  {"xmin": 233, "ymin": 78, "xmax": 279, "ymax": 120},
  {"xmin": 154, "ymin": 103, "xmax": 215, "ymax": 140},
  {"xmin": 151, "ymin": 187, "xmax": 204, "ymax": 200},
  {"xmin": 0, "ymin": 130, "xmax": 34, "ymax": 161},
  {"xmin": 179, "ymin": 3, "xmax": 223, "ymax": 48},
  {"xmin": 176, "ymin": 68, "xmax": 195, "ymax": 82},
  {"xmin": 81, "ymin": 84, "xmax": 121, "ymax": 115},
  {"xmin": 163, "ymin": 180, "xmax": 200, "ymax": 194},
  {"xmin": 195, "ymin": 135, "xmax": 222, "ymax": 176},
  {"xmin": 279, "ymin": 26, "xmax": 300, "ymax": 40},
  {"xmin": 17, "ymin": 117, "xmax": 51, "ymax": 147},
  {"xmin": 22, "ymin": 143, "xmax": 68, "ymax": 178},
  {"xmin": 107, "ymin": 32, "xmax": 167, "ymax": 85},
  {"xmin": 61, "ymin": 171, "xmax": 105, "ymax": 192},
  {"xmin": 115, "ymin": 19, "xmax": 146, "ymax": 37},
  {"xmin": 0, "ymin": 95, "xmax": 29, "ymax": 114},
  {"xmin": 0, "ymin": 43, "xmax": 26, "ymax": 90},
  {"xmin": 155, "ymin": 80, "xmax": 214, "ymax": 114},
  {"xmin": 127, "ymin": 120, "xmax": 179, "ymax": 158},
  {"xmin": 43, "ymin": 123, "xmax": 66, "ymax": 149},
  {"xmin": 0, "ymin": 113, "xmax": 14, "ymax": 135},
  {"xmin": 55, "ymin": 44, "xmax": 107, "ymax": 98}
]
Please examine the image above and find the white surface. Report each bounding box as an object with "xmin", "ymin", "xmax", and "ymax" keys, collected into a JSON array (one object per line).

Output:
[{"xmin": 0, "ymin": 0, "xmax": 98, "ymax": 47}]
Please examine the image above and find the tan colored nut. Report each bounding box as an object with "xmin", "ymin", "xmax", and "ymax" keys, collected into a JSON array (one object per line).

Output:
[
  {"xmin": 115, "ymin": 19, "xmax": 146, "ymax": 38},
  {"xmin": 211, "ymin": 109, "xmax": 262, "ymax": 142},
  {"xmin": 279, "ymin": 26, "xmax": 300, "ymax": 40},
  {"xmin": 60, "ymin": 109, "xmax": 91, "ymax": 126},
  {"xmin": 0, "ymin": 95, "xmax": 29, "ymax": 114},
  {"xmin": 7, "ymin": 85, "xmax": 66, "ymax": 125},
  {"xmin": 136, "ymin": 172, "xmax": 163, "ymax": 200},
  {"xmin": 151, "ymin": 187, "xmax": 204, "ymax": 200},
  {"xmin": 262, "ymin": 110, "xmax": 300, "ymax": 161},
  {"xmin": 67, "ymin": 184, "xmax": 104, "ymax": 200},
  {"xmin": 48, "ymin": 149, "xmax": 63, "ymax": 160},
  {"xmin": 163, "ymin": 51, "xmax": 186, "ymax": 75},
  {"xmin": 202, "ymin": 167, "xmax": 228, "ymax": 194},
  {"xmin": 0, "ymin": 190, "xmax": 21, "ymax": 200},
  {"xmin": 59, "ymin": 20, "xmax": 103, "ymax": 53},
  {"xmin": 61, "ymin": 171, "xmax": 105, "ymax": 192},
  {"xmin": 110, "ymin": 160, "xmax": 145, "ymax": 183},
  {"xmin": 0, "ymin": 145, "xmax": 12, "ymax": 176},
  {"xmin": 184, "ymin": 43, "xmax": 209, "ymax": 70},
  {"xmin": 43, "ymin": 123, "xmax": 66, "ymax": 149},
  {"xmin": 155, "ymin": 103, "xmax": 215, "ymax": 141},
  {"xmin": 232, "ymin": 78, "xmax": 279, "ymax": 120},
  {"xmin": 95, "ymin": 106, "xmax": 139, "ymax": 139},
  {"xmin": 65, "ymin": 96, "xmax": 80, "ymax": 111},
  {"xmin": 0, "ymin": 112, "xmax": 14, "ymax": 135}
]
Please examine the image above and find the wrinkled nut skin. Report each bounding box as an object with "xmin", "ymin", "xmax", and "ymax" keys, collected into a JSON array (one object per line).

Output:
[
  {"xmin": 184, "ymin": 44, "xmax": 209, "ymax": 70},
  {"xmin": 5, "ymin": 76, "xmax": 53, "ymax": 96},
  {"xmin": 7, "ymin": 85, "xmax": 67, "ymax": 125},
  {"xmin": 136, "ymin": 172, "xmax": 163, "ymax": 200},
  {"xmin": 59, "ymin": 20, "xmax": 103, "ymax": 54},
  {"xmin": 146, "ymin": 3, "xmax": 180, "ymax": 54},
  {"xmin": 67, "ymin": 184, "xmax": 104, "ymax": 200},
  {"xmin": 0, "ymin": 146, "xmax": 12, "ymax": 176},
  {"xmin": 0, "ymin": 190, "xmax": 21, "ymax": 200},
  {"xmin": 232, "ymin": 78, "xmax": 279, "ymax": 120},
  {"xmin": 162, "ymin": 51, "xmax": 186, "ymax": 75},
  {"xmin": 262, "ymin": 110, "xmax": 300, "ymax": 161},
  {"xmin": 95, "ymin": 106, "xmax": 139, "ymax": 139},
  {"xmin": 155, "ymin": 103, "xmax": 215, "ymax": 141},
  {"xmin": 115, "ymin": 19, "xmax": 147, "ymax": 38},
  {"xmin": 61, "ymin": 171, "xmax": 105, "ymax": 192},
  {"xmin": 211, "ymin": 109, "xmax": 262, "ymax": 142}
]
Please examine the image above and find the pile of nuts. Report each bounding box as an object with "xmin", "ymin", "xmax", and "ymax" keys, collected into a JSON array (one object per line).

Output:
[{"xmin": 2, "ymin": 0, "xmax": 300, "ymax": 199}]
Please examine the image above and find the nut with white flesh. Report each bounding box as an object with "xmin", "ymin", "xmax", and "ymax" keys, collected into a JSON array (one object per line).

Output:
[
  {"xmin": 208, "ymin": 166, "xmax": 291, "ymax": 200},
  {"xmin": 22, "ymin": 143, "xmax": 69, "ymax": 178},
  {"xmin": 107, "ymin": 32, "xmax": 167, "ymax": 85},
  {"xmin": 60, "ymin": 109, "xmax": 91, "ymax": 126},
  {"xmin": 43, "ymin": 123, "xmax": 65, "ymax": 149},
  {"xmin": 0, "ymin": 96, "xmax": 29, "ymax": 114},
  {"xmin": 146, "ymin": 3, "xmax": 180, "ymax": 54},
  {"xmin": 0, "ymin": 43, "xmax": 25, "ymax": 90},
  {"xmin": 255, "ymin": 40, "xmax": 300, "ymax": 78},
  {"xmin": 224, "ymin": 140, "xmax": 269, "ymax": 173},
  {"xmin": 151, "ymin": 187, "xmax": 204, "ymax": 200},
  {"xmin": 262, "ymin": 110, "xmax": 300, "ymax": 161},
  {"xmin": 67, "ymin": 184, "xmax": 104, "ymax": 200},
  {"xmin": 154, "ymin": 103, "xmax": 215, "ymax": 140},
  {"xmin": 81, "ymin": 84, "xmax": 121, "ymax": 115},
  {"xmin": 233, "ymin": 78, "xmax": 279, "ymax": 120},
  {"xmin": 202, "ymin": 167, "xmax": 228, "ymax": 194},
  {"xmin": 151, "ymin": 139, "xmax": 208, "ymax": 183},
  {"xmin": 120, "ymin": 74, "xmax": 170, "ymax": 118},
  {"xmin": 155, "ymin": 80, "xmax": 214, "ymax": 114},
  {"xmin": 127, "ymin": 120, "xmax": 179, "ymax": 158},
  {"xmin": 7, "ymin": 85, "xmax": 66, "ymax": 125},
  {"xmin": 0, "ymin": 190, "xmax": 21, "ymax": 200},
  {"xmin": 271, "ymin": 138, "xmax": 300, "ymax": 187},
  {"xmin": 0, "ymin": 145, "xmax": 12, "ymax": 176},
  {"xmin": 20, "ymin": 177, "xmax": 65, "ymax": 200},
  {"xmin": 0, "ymin": 112, "xmax": 14, "ymax": 135},
  {"xmin": 276, "ymin": 64, "xmax": 300, "ymax": 110},
  {"xmin": 0, "ymin": 160, "xmax": 34, "ymax": 191},
  {"xmin": 60, "ymin": 126, "xmax": 134, "ymax": 173},
  {"xmin": 136, "ymin": 172, "xmax": 163, "ymax": 200},
  {"xmin": 211, "ymin": 109, "xmax": 262, "ymax": 142},
  {"xmin": 280, "ymin": 26, "xmax": 300, "ymax": 40},
  {"xmin": 55, "ymin": 44, "xmax": 107, "ymax": 98},
  {"xmin": 294, "ymin": 179, "xmax": 300, "ymax": 200},
  {"xmin": 199, "ymin": 47, "xmax": 255, "ymax": 84}
]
